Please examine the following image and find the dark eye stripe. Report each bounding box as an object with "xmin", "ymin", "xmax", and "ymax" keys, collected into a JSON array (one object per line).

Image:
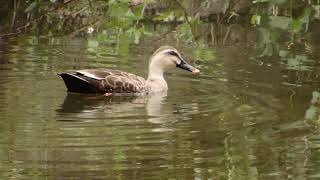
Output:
[{"xmin": 168, "ymin": 51, "xmax": 178, "ymax": 57}]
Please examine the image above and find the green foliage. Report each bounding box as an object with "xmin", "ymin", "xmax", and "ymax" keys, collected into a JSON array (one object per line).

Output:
[
  {"xmin": 268, "ymin": 16, "xmax": 291, "ymax": 30},
  {"xmin": 176, "ymin": 22, "xmax": 194, "ymax": 42},
  {"xmin": 293, "ymin": 7, "xmax": 311, "ymax": 33},
  {"xmin": 153, "ymin": 11, "xmax": 176, "ymax": 22},
  {"xmin": 194, "ymin": 43, "xmax": 215, "ymax": 61},
  {"xmin": 2, "ymin": 0, "xmax": 319, "ymax": 63},
  {"xmin": 250, "ymin": 0, "xmax": 319, "ymax": 57}
]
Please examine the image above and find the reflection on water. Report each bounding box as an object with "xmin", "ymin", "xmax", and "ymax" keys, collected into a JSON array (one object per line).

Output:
[
  {"xmin": 0, "ymin": 36, "xmax": 320, "ymax": 179},
  {"xmin": 57, "ymin": 93, "xmax": 146, "ymax": 115}
]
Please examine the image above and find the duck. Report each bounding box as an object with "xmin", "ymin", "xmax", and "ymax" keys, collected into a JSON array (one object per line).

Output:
[{"xmin": 58, "ymin": 46, "xmax": 200, "ymax": 95}]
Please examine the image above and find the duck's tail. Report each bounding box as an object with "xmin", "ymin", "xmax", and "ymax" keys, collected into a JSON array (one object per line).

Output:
[{"xmin": 58, "ymin": 72, "xmax": 101, "ymax": 93}]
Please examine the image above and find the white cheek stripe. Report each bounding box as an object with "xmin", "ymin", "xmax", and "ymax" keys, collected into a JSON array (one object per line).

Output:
[
  {"xmin": 160, "ymin": 49, "xmax": 175, "ymax": 54},
  {"xmin": 159, "ymin": 49, "xmax": 183, "ymax": 60}
]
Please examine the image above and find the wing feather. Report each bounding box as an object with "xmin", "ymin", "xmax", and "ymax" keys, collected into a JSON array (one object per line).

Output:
[{"xmin": 75, "ymin": 69, "xmax": 147, "ymax": 93}]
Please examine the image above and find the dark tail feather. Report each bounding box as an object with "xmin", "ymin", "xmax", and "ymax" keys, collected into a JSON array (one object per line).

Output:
[{"xmin": 58, "ymin": 72, "xmax": 101, "ymax": 93}]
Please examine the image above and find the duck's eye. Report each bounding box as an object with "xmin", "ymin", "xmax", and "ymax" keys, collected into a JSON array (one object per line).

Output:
[{"xmin": 168, "ymin": 51, "xmax": 178, "ymax": 57}]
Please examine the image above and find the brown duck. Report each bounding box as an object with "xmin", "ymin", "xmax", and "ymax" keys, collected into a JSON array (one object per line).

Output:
[{"xmin": 58, "ymin": 46, "xmax": 200, "ymax": 95}]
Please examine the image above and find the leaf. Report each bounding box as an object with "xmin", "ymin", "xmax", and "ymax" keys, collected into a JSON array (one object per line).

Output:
[
  {"xmin": 176, "ymin": 22, "xmax": 194, "ymax": 42},
  {"xmin": 109, "ymin": 4, "xmax": 129, "ymax": 17},
  {"xmin": 194, "ymin": 43, "xmax": 215, "ymax": 61},
  {"xmin": 125, "ymin": 9, "xmax": 139, "ymax": 20},
  {"xmin": 293, "ymin": 7, "xmax": 311, "ymax": 33},
  {"xmin": 25, "ymin": 1, "xmax": 37, "ymax": 13},
  {"xmin": 293, "ymin": 19, "xmax": 303, "ymax": 33},
  {"xmin": 153, "ymin": 11, "xmax": 175, "ymax": 22},
  {"xmin": 131, "ymin": 4, "xmax": 144, "ymax": 16},
  {"xmin": 251, "ymin": 15, "xmax": 261, "ymax": 25},
  {"xmin": 88, "ymin": 39, "xmax": 99, "ymax": 48}
]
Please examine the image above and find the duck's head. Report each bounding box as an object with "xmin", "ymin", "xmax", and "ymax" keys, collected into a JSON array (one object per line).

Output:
[{"xmin": 149, "ymin": 46, "xmax": 200, "ymax": 74}]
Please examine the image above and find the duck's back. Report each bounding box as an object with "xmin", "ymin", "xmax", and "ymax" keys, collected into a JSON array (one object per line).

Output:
[{"xmin": 58, "ymin": 69, "xmax": 147, "ymax": 94}]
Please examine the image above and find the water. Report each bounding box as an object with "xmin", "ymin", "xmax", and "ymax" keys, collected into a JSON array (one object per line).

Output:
[{"xmin": 0, "ymin": 35, "xmax": 320, "ymax": 179}]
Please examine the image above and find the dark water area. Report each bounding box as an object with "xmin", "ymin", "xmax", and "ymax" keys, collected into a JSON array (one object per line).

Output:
[{"xmin": 0, "ymin": 34, "xmax": 320, "ymax": 179}]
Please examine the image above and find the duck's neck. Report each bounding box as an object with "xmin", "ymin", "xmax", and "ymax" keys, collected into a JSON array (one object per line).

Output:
[{"xmin": 146, "ymin": 60, "xmax": 168, "ymax": 92}]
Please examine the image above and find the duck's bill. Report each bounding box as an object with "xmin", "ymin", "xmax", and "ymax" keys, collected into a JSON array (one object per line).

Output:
[{"xmin": 176, "ymin": 60, "xmax": 200, "ymax": 74}]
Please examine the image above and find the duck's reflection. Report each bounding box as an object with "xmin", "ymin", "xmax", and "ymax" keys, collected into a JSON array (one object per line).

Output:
[
  {"xmin": 57, "ymin": 93, "xmax": 144, "ymax": 113},
  {"xmin": 56, "ymin": 92, "xmax": 171, "ymax": 125},
  {"xmin": 145, "ymin": 92, "xmax": 179, "ymax": 132}
]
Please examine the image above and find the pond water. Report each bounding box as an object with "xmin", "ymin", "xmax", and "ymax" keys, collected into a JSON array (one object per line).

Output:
[{"xmin": 0, "ymin": 34, "xmax": 320, "ymax": 179}]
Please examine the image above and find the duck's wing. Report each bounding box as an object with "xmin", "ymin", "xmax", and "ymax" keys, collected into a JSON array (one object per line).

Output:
[{"xmin": 59, "ymin": 69, "xmax": 147, "ymax": 94}]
